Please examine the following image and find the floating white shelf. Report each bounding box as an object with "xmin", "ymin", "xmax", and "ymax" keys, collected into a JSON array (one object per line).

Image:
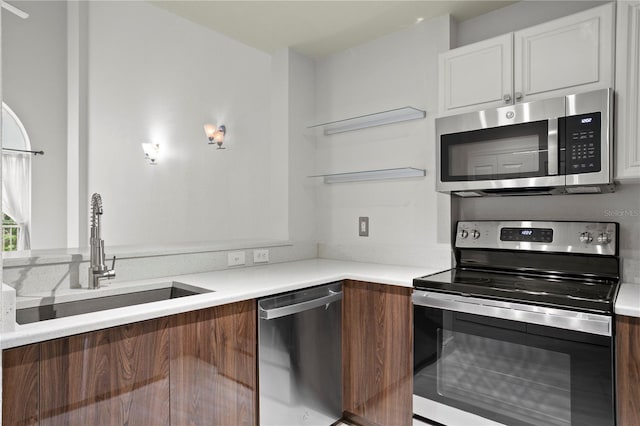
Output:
[
  {"xmin": 308, "ymin": 106, "xmax": 426, "ymax": 135},
  {"xmin": 309, "ymin": 167, "xmax": 426, "ymax": 184}
]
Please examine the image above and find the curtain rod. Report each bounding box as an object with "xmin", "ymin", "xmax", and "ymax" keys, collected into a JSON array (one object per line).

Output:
[
  {"xmin": 2, "ymin": 148, "xmax": 44, "ymax": 156},
  {"xmin": 1, "ymin": 1, "xmax": 29, "ymax": 19}
]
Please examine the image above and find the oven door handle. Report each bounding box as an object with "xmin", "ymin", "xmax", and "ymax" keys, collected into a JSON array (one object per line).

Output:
[{"xmin": 412, "ymin": 290, "xmax": 611, "ymax": 336}]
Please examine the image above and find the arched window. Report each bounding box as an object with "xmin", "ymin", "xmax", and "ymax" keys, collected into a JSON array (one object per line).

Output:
[{"xmin": 2, "ymin": 103, "xmax": 32, "ymax": 251}]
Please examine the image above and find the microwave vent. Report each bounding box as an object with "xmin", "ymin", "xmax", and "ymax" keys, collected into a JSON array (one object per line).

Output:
[
  {"xmin": 565, "ymin": 185, "xmax": 610, "ymax": 194},
  {"xmin": 453, "ymin": 191, "xmax": 483, "ymax": 197}
]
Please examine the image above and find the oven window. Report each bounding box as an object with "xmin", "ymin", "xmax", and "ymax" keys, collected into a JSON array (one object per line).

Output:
[
  {"xmin": 437, "ymin": 328, "xmax": 571, "ymax": 426},
  {"xmin": 441, "ymin": 120, "xmax": 549, "ymax": 182},
  {"xmin": 413, "ymin": 306, "xmax": 614, "ymax": 426}
]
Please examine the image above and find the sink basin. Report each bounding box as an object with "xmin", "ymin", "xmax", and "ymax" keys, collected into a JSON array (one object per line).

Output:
[{"xmin": 16, "ymin": 283, "xmax": 212, "ymax": 324}]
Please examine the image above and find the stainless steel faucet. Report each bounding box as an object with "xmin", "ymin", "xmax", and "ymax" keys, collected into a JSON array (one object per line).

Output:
[{"xmin": 88, "ymin": 193, "xmax": 116, "ymax": 289}]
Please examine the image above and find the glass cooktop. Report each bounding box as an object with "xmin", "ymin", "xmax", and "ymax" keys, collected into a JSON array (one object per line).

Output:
[{"xmin": 413, "ymin": 268, "xmax": 618, "ymax": 314}]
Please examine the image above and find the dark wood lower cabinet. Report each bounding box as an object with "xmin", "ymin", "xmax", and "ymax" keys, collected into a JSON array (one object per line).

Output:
[
  {"xmin": 39, "ymin": 318, "xmax": 170, "ymax": 426},
  {"xmin": 170, "ymin": 300, "xmax": 257, "ymax": 426},
  {"xmin": 2, "ymin": 344, "xmax": 40, "ymax": 425},
  {"xmin": 2, "ymin": 300, "xmax": 257, "ymax": 426},
  {"xmin": 3, "ymin": 282, "xmax": 412, "ymax": 426},
  {"xmin": 617, "ymin": 315, "xmax": 640, "ymax": 426},
  {"xmin": 342, "ymin": 280, "xmax": 413, "ymax": 426}
]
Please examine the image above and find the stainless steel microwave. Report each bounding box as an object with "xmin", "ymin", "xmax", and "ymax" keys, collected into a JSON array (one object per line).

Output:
[{"xmin": 436, "ymin": 89, "xmax": 614, "ymax": 197}]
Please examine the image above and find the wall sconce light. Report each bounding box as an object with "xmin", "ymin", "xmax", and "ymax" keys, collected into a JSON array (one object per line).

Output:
[
  {"xmin": 141, "ymin": 143, "xmax": 160, "ymax": 165},
  {"xmin": 203, "ymin": 124, "xmax": 227, "ymax": 149}
]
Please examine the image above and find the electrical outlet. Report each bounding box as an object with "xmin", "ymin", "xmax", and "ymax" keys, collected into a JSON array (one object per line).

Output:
[
  {"xmin": 253, "ymin": 249, "xmax": 270, "ymax": 263},
  {"xmin": 227, "ymin": 251, "xmax": 246, "ymax": 266},
  {"xmin": 359, "ymin": 216, "xmax": 369, "ymax": 237}
]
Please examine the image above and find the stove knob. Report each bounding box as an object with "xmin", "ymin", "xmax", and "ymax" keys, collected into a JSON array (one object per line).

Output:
[
  {"xmin": 579, "ymin": 232, "xmax": 593, "ymax": 244},
  {"xmin": 471, "ymin": 230, "xmax": 481, "ymax": 240},
  {"xmin": 459, "ymin": 229, "xmax": 469, "ymax": 239},
  {"xmin": 597, "ymin": 233, "xmax": 611, "ymax": 245}
]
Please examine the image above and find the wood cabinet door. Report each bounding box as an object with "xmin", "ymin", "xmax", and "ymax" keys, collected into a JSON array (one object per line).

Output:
[
  {"xmin": 170, "ymin": 300, "xmax": 257, "ymax": 426},
  {"xmin": 514, "ymin": 3, "xmax": 614, "ymax": 103},
  {"xmin": 615, "ymin": 0, "xmax": 640, "ymax": 182},
  {"xmin": 39, "ymin": 318, "xmax": 170, "ymax": 426},
  {"xmin": 616, "ymin": 315, "xmax": 640, "ymax": 426},
  {"xmin": 342, "ymin": 280, "xmax": 412, "ymax": 426},
  {"xmin": 2, "ymin": 344, "xmax": 40, "ymax": 425},
  {"xmin": 438, "ymin": 33, "xmax": 513, "ymax": 115}
]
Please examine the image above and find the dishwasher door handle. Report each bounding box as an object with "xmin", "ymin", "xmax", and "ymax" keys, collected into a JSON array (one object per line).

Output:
[{"xmin": 259, "ymin": 290, "xmax": 342, "ymax": 320}]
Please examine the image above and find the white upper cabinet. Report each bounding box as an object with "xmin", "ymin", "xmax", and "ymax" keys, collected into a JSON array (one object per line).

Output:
[
  {"xmin": 438, "ymin": 34, "xmax": 513, "ymax": 114},
  {"xmin": 615, "ymin": 0, "xmax": 640, "ymax": 181},
  {"xmin": 514, "ymin": 3, "xmax": 614, "ymax": 102},
  {"xmin": 438, "ymin": 3, "xmax": 615, "ymax": 116}
]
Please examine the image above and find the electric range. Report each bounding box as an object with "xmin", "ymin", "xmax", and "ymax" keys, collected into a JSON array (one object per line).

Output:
[{"xmin": 413, "ymin": 220, "xmax": 619, "ymax": 426}]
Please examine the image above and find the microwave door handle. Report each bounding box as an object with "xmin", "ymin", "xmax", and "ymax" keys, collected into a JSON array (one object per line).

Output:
[{"xmin": 548, "ymin": 118, "xmax": 559, "ymax": 175}]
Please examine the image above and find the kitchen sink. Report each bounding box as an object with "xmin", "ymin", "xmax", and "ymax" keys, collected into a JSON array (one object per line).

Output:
[{"xmin": 16, "ymin": 283, "xmax": 212, "ymax": 324}]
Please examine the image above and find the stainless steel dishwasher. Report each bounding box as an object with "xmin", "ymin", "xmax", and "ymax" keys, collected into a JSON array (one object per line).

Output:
[{"xmin": 258, "ymin": 282, "xmax": 342, "ymax": 426}]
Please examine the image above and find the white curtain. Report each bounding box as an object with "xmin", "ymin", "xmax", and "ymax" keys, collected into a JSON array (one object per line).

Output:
[{"xmin": 2, "ymin": 152, "xmax": 31, "ymax": 250}]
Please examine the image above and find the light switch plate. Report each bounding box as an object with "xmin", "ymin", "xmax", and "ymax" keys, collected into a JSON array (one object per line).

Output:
[{"xmin": 359, "ymin": 216, "xmax": 369, "ymax": 237}]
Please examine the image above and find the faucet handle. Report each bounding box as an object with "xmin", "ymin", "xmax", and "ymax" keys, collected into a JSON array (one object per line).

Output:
[{"xmin": 111, "ymin": 255, "xmax": 116, "ymax": 271}]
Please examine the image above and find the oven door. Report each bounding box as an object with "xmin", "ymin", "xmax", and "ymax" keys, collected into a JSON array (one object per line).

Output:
[
  {"xmin": 412, "ymin": 291, "xmax": 614, "ymax": 426},
  {"xmin": 436, "ymin": 96, "xmax": 566, "ymax": 194}
]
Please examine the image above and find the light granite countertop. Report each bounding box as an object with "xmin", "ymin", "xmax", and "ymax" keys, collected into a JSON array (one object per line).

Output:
[
  {"xmin": 615, "ymin": 282, "xmax": 640, "ymax": 317},
  {"xmin": 1, "ymin": 259, "xmax": 440, "ymax": 349},
  {"xmin": 3, "ymin": 258, "xmax": 637, "ymax": 350}
]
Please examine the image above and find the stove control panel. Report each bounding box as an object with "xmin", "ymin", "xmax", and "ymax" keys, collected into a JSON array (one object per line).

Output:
[
  {"xmin": 456, "ymin": 221, "xmax": 618, "ymax": 255},
  {"xmin": 597, "ymin": 233, "xmax": 611, "ymax": 245},
  {"xmin": 579, "ymin": 232, "xmax": 593, "ymax": 244},
  {"xmin": 501, "ymin": 227, "xmax": 553, "ymax": 243}
]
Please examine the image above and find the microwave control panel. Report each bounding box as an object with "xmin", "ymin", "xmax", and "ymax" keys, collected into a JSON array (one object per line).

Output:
[{"xmin": 562, "ymin": 112, "xmax": 601, "ymax": 174}]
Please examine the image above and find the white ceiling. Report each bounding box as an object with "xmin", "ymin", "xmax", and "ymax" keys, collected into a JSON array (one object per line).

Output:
[{"xmin": 150, "ymin": 1, "xmax": 517, "ymax": 59}]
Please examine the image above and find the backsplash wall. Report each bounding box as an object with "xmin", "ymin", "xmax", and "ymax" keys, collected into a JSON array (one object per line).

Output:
[
  {"xmin": 457, "ymin": 184, "xmax": 640, "ymax": 283},
  {"xmin": 1, "ymin": 241, "xmax": 317, "ymax": 295}
]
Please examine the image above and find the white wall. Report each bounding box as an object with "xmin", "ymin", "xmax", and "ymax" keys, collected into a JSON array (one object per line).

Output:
[
  {"xmin": 314, "ymin": 15, "xmax": 452, "ymax": 269},
  {"xmin": 87, "ymin": 2, "xmax": 281, "ymax": 246},
  {"xmin": 3, "ymin": 1, "xmax": 290, "ymax": 249},
  {"xmin": 2, "ymin": 1, "xmax": 68, "ymax": 249},
  {"xmin": 269, "ymin": 48, "xmax": 317, "ymax": 246},
  {"xmin": 456, "ymin": 0, "xmax": 608, "ymax": 46},
  {"xmin": 66, "ymin": 1, "xmax": 89, "ymax": 248},
  {"xmin": 270, "ymin": 49, "xmax": 290, "ymax": 240},
  {"xmin": 287, "ymin": 50, "xmax": 318, "ymax": 244},
  {"xmin": 0, "ymin": 7, "xmax": 3, "ymax": 423}
]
